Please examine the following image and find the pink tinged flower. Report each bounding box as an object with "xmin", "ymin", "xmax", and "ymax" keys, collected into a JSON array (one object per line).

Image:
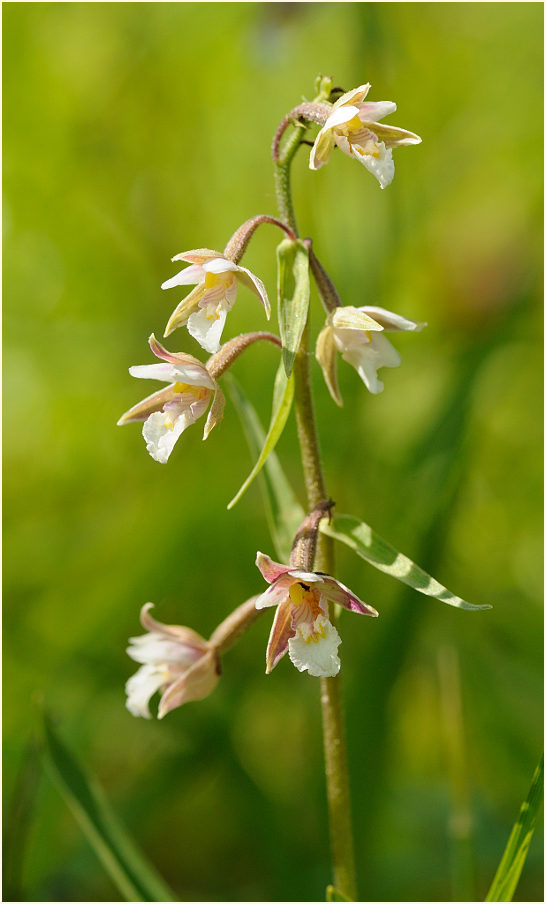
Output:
[
  {"xmin": 309, "ymin": 83, "xmax": 421, "ymax": 188},
  {"xmin": 255, "ymin": 552, "xmax": 378, "ymax": 678},
  {"xmin": 316, "ymin": 305, "xmax": 426, "ymax": 400},
  {"xmin": 117, "ymin": 334, "xmax": 225, "ymax": 463},
  {"xmin": 161, "ymin": 248, "xmax": 271, "ymax": 353},
  {"xmin": 126, "ymin": 603, "xmax": 220, "ymax": 719}
]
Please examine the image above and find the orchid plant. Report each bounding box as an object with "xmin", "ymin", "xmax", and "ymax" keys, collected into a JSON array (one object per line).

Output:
[{"xmin": 118, "ymin": 76, "xmax": 490, "ymax": 902}]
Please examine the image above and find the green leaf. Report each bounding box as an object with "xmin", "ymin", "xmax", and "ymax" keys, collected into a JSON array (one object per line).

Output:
[
  {"xmin": 277, "ymin": 238, "xmax": 310, "ymax": 377},
  {"xmin": 42, "ymin": 713, "xmax": 177, "ymax": 902},
  {"xmin": 227, "ymin": 374, "xmax": 304, "ymax": 560},
  {"xmin": 326, "ymin": 884, "xmax": 353, "ymax": 901},
  {"xmin": 227, "ymin": 362, "xmax": 294, "ymax": 510},
  {"xmin": 485, "ymin": 754, "xmax": 544, "ymax": 902},
  {"xmin": 321, "ymin": 514, "xmax": 491, "ymax": 611}
]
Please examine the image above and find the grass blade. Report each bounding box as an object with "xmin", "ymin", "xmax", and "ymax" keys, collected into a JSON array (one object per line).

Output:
[
  {"xmin": 42, "ymin": 712, "xmax": 177, "ymax": 902},
  {"xmin": 321, "ymin": 514, "xmax": 491, "ymax": 611},
  {"xmin": 485, "ymin": 754, "xmax": 543, "ymax": 902},
  {"xmin": 227, "ymin": 361, "xmax": 294, "ymax": 510}
]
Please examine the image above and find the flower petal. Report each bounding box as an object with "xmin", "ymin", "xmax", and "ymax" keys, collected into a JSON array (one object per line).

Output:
[
  {"xmin": 161, "ymin": 264, "xmax": 205, "ymax": 290},
  {"xmin": 357, "ymin": 101, "xmax": 397, "ymax": 122},
  {"xmin": 157, "ymin": 649, "xmax": 220, "ymax": 718},
  {"xmin": 142, "ymin": 408, "xmax": 193, "ymax": 463},
  {"xmin": 368, "ymin": 122, "xmax": 422, "ymax": 148},
  {"xmin": 202, "ymin": 257, "xmax": 238, "ymax": 275},
  {"xmin": 255, "ymin": 551, "xmax": 291, "ymax": 584},
  {"xmin": 187, "ymin": 305, "xmax": 228, "ymax": 354},
  {"xmin": 288, "ymin": 616, "xmax": 342, "ymax": 677},
  {"xmin": 125, "ymin": 664, "xmax": 165, "ymax": 719},
  {"xmin": 316, "ymin": 323, "xmax": 343, "ymax": 406},
  {"xmin": 235, "ymin": 266, "xmax": 271, "ymax": 318},
  {"xmin": 317, "ymin": 575, "xmax": 378, "ymax": 616},
  {"xmin": 330, "ymin": 306, "xmax": 383, "ymax": 332},
  {"xmin": 171, "ymin": 248, "xmax": 222, "ymax": 264},
  {"xmin": 203, "ymin": 385, "xmax": 225, "ymax": 440},
  {"xmin": 128, "ymin": 363, "xmax": 178, "ymax": 383},
  {"xmin": 164, "ymin": 283, "xmax": 208, "ymax": 337},
  {"xmin": 265, "ymin": 597, "xmax": 295, "ymax": 673},
  {"xmin": 356, "ymin": 142, "xmax": 395, "ymax": 189},
  {"xmin": 360, "ymin": 306, "xmax": 426, "ymax": 332},
  {"xmin": 139, "ymin": 603, "xmax": 210, "ymax": 649},
  {"xmin": 309, "ymin": 124, "xmax": 336, "ymax": 170},
  {"xmin": 324, "ymin": 104, "xmax": 360, "ymax": 130},
  {"xmin": 117, "ymin": 385, "xmax": 177, "ymax": 425},
  {"xmin": 333, "ymin": 83, "xmax": 371, "ymax": 108}
]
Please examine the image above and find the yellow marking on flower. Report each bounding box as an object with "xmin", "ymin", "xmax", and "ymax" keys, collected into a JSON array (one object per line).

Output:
[{"xmin": 204, "ymin": 272, "xmax": 221, "ymax": 289}]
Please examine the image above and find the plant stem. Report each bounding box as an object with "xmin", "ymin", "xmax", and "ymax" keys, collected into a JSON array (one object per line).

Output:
[{"xmin": 274, "ymin": 108, "xmax": 358, "ymax": 902}]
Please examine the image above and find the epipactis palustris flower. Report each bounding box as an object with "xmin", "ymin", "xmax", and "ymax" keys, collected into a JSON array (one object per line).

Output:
[
  {"xmin": 309, "ymin": 83, "xmax": 421, "ymax": 188},
  {"xmin": 316, "ymin": 305, "xmax": 426, "ymax": 401},
  {"xmin": 255, "ymin": 552, "xmax": 378, "ymax": 677},
  {"xmin": 161, "ymin": 249, "xmax": 271, "ymax": 353},
  {"xmin": 117, "ymin": 334, "xmax": 224, "ymax": 463},
  {"xmin": 126, "ymin": 604, "xmax": 220, "ymax": 719}
]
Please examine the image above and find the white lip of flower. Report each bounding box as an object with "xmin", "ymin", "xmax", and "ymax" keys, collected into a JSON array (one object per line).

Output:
[
  {"xmin": 161, "ymin": 249, "xmax": 271, "ymax": 353},
  {"xmin": 126, "ymin": 603, "xmax": 220, "ymax": 719},
  {"xmin": 316, "ymin": 305, "xmax": 426, "ymax": 401},
  {"xmin": 255, "ymin": 552, "xmax": 378, "ymax": 678},
  {"xmin": 309, "ymin": 83, "xmax": 421, "ymax": 188},
  {"xmin": 117, "ymin": 334, "xmax": 225, "ymax": 463}
]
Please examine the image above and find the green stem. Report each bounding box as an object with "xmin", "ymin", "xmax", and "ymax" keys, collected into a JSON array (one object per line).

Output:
[{"xmin": 274, "ymin": 107, "xmax": 358, "ymax": 902}]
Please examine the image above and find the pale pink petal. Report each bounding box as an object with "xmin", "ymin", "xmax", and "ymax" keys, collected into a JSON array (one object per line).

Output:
[
  {"xmin": 255, "ymin": 552, "xmax": 291, "ymax": 584},
  {"xmin": 158, "ymin": 650, "xmax": 220, "ymax": 718},
  {"xmin": 357, "ymin": 101, "xmax": 397, "ymax": 122},
  {"xmin": 117, "ymin": 385, "xmax": 177, "ymax": 425},
  {"xmin": 202, "ymin": 257, "xmax": 238, "ymax": 275},
  {"xmin": 171, "ymin": 248, "xmax": 222, "ymax": 264},
  {"xmin": 164, "ymin": 283, "xmax": 208, "ymax": 337},
  {"xmin": 128, "ymin": 363, "xmax": 178, "ymax": 383},
  {"xmin": 325, "ymin": 104, "xmax": 360, "ymax": 130},
  {"xmin": 203, "ymin": 386, "xmax": 225, "ymax": 440},
  {"xmin": 309, "ymin": 124, "xmax": 335, "ymax": 170},
  {"xmin": 317, "ymin": 575, "xmax": 378, "ymax": 616},
  {"xmin": 367, "ymin": 122, "xmax": 422, "ymax": 148},
  {"xmin": 139, "ymin": 603, "xmax": 210, "ymax": 648},
  {"xmin": 265, "ymin": 598, "xmax": 295, "ymax": 673}
]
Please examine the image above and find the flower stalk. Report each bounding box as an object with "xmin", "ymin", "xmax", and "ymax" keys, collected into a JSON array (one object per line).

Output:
[{"xmin": 273, "ymin": 105, "xmax": 359, "ymax": 901}]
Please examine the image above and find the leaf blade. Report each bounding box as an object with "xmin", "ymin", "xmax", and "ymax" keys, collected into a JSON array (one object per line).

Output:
[
  {"xmin": 277, "ymin": 238, "xmax": 310, "ymax": 377},
  {"xmin": 227, "ymin": 374, "xmax": 304, "ymax": 560},
  {"xmin": 227, "ymin": 362, "xmax": 294, "ymax": 510},
  {"xmin": 485, "ymin": 754, "xmax": 544, "ymax": 902},
  {"xmin": 321, "ymin": 514, "xmax": 491, "ymax": 611},
  {"xmin": 42, "ymin": 713, "xmax": 177, "ymax": 902}
]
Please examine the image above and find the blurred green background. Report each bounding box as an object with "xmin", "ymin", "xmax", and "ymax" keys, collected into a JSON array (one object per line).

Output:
[{"xmin": 3, "ymin": 3, "xmax": 543, "ymax": 902}]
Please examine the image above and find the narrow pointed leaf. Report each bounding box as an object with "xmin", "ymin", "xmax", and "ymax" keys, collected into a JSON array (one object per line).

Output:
[
  {"xmin": 321, "ymin": 514, "xmax": 491, "ymax": 611},
  {"xmin": 277, "ymin": 238, "xmax": 310, "ymax": 377},
  {"xmin": 227, "ymin": 375, "xmax": 304, "ymax": 559},
  {"xmin": 228, "ymin": 362, "xmax": 294, "ymax": 510},
  {"xmin": 485, "ymin": 754, "xmax": 543, "ymax": 902},
  {"xmin": 42, "ymin": 713, "xmax": 177, "ymax": 902}
]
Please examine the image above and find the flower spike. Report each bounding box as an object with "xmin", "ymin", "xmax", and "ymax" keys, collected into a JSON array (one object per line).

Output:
[
  {"xmin": 118, "ymin": 334, "xmax": 224, "ymax": 463},
  {"xmin": 309, "ymin": 82, "xmax": 421, "ymax": 188},
  {"xmin": 255, "ymin": 552, "xmax": 378, "ymax": 677},
  {"xmin": 162, "ymin": 249, "xmax": 270, "ymax": 353}
]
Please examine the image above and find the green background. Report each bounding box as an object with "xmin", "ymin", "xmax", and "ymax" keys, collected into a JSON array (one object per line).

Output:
[{"xmin": 4, "ymin": 2, "xmax": 543, "ymax": 901}]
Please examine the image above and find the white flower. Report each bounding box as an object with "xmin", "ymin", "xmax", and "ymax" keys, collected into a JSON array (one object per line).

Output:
[
  {"xmin": 255, "ymin": 552, "xmax": 378, "ymax": 677},
  {"xmin": 117, "ymin": 334, "xmax": 225, "ymax": 463},
  {"xmin": 161, "ymin": 249, "xmax": 270, "ymax": 353},
  {"xmin": 310, "ymin": 83, "xmax": 421, "ymax": 188},
  {"xmin": 126, "ymin": 604, "xmax": 220, "ymax": 719},
  {"xmin": 316, "ymin": 305, "xmax": 426, "ymax": 401}
]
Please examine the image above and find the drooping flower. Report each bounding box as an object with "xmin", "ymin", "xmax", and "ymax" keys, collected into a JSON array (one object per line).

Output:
[
  {"xmin": 255, "ymin": 552, "xmax": 378, "ymax": 677},
  {"xmin": 126, "ymin": 604, "xmax": 220, "ymax": 719},
  {"xmin": 117, "ymin": 334, "xmax": 224, "ymax": 463},
  {"xmin": 316, "ymin": 305, "xmax": 426, "ymax": 401},
  {"xmin": 161, "ymin": 249, "xmax": 270, "ymax": 353},
  {"xmin": 309, "ymin": 83, "xmax": 421, "ymax": 188}
]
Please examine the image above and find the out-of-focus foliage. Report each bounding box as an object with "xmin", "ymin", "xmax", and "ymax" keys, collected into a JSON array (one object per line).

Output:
[{"xmin": 3, "ymin": 3, "xmax": 543, "ymax": 902}]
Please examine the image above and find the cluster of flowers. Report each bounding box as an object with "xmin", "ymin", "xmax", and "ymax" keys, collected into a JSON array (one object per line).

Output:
[{"xmin": 120, "ymin": 83, "xmax": 423, "ymax": 718}]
